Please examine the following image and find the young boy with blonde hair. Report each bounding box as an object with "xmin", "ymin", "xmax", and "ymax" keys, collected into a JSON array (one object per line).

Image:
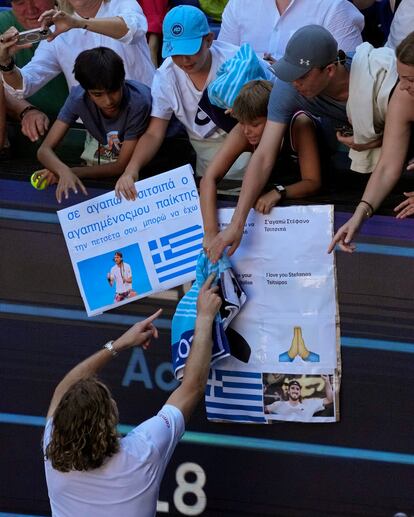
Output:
[{"xmin": 200, "ymin": 79, "xmax": 322, "ymax": 253}]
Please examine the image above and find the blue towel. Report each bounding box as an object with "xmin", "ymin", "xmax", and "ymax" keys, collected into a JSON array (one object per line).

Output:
[
  {"xmin": 207, "ymin": 43, "xmax": 267, "ymax": 109},
  {"xmin": 171, "ymin": 251, "xmax": 246, "ymax": 380}
]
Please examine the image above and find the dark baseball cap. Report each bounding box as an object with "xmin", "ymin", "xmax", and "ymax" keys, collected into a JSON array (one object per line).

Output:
[
  {"xmin": 270, "ymin": 25, "xmax": 338, "ymax": 82},
  {"xmin": 288, "ymin": 380, "xmax": 301, "ymax": 389}
]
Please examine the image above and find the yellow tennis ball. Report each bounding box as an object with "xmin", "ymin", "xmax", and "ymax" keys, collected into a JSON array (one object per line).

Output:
[{"xmin": 30, "ymin": 172, "xmax": 47, "ymax": 190}]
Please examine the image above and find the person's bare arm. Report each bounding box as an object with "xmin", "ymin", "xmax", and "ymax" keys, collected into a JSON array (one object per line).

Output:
[
  {"xmin": 322, "ymin": 375, "xmax": 334, "ymax": 406},
  {"xmin": 5, "ymin": 90, "xmax": 50, "ymax": 142},
  {"xmin": 0, "ymin": 27, "xmax": 27, "ymax": 90},
  {"xmin": 328, "ymin": 88, "xmax": 412, "ymax": 253},
  {"xmin": 255, "ymin": 115, "xmax": 321, "ymax": 214},
  {"xmin": 200, "ymin": 124, "xmax": 250, "ymax": 250},
  {"xmin": 37, "ymin": 120, "xmax": 88, "ymax": 202},
  {"xmin": 39, "ymin": 9, "xmax": 129, "ymax": 41},
  {"xmin": 115, "ymin": 117, "xmax": 169, "ymax": 200},
  {"xmin": 208, "ymin": 121, "xmax": 286, "ymax": 262},
  {"xmin": 47, "ymin": 309, "xmax": 162, "ymax": 418},
  {"xmin": 71, "ymin": 139, "xmax": 138, "ymax": 179},
  {"xmin": 166, "ymin": 274, "xmax": 221, "ymax": 423}
]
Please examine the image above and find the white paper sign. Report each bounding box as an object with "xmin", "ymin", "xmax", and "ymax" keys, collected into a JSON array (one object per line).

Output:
[
  {"xmin": 205, "ymin": 205, "xmax": 340, "ymax": 424},
  {"xmin": 58, "ymin": 165, "xmax": 203, "ymax": 316}
]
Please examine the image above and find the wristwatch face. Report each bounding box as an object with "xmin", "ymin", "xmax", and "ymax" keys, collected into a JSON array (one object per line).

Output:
[{"xmin": 275, "ymin": 185, "xmax": 286, "ymax": 194}]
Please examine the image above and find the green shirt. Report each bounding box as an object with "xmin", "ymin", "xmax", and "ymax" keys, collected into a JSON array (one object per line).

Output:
[{"xmin": 0, "ymin": 10, "xmax": 68, "ymax": 118}]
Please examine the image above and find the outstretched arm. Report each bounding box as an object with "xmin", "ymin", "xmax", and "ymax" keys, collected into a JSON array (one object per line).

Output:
[
  {"xmin": 200, "ymin": 124, "xmax": 250, "ymax": 251},
  {"xmin": 47, "ymin": 309, "xmax": 162, "ymax": 418},
  {"xmin": 208, "ymin": 120, "xmax": 286, "ymax": 262},
  {"xmin": 328, "ymin": 88, "xmax": 412, "ymax": 253},
  {"xmin": 254, "ymin": 114, "xmax": 321, "ymax": 214},
  {"xmin": 39, "ymin": 10, "xmax": 129, "ymax": 41},
  {"xmin": 166, "ymin": 274, "xmax": 221, "ymax": 423},
  {"xmin": 115, "ymin": 117, "xmax": 169, "ymax": 200},
  {"xmin": 37, "ymin": 120, "xmax": 88, "ymax": 203}
]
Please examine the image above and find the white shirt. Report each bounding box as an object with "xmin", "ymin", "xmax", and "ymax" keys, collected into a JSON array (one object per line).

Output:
[
  {"xmin": 110, "ymin": 262, "xmax": 132, "ymax": 293},
  {"xmin": 44, "ymin": 405, "xmax": 184, "ymax": 517},
  {"xmin": 218, "ymin": 0, "xmax": 364, "ymax": 60},
  {"xmin": 386, "ymin": 0, "xmax": 414, "ymax": 49},
  {"xmin": 267, "ymin": 398, "xmax": 324, "ymax": 421},
  {"xmin": 151, "ymin": 40, "xmax": 245, "ymax": 140},
  {"xmin": 5, "ymin": 0, "xmax": 154, "ymax": 99}
]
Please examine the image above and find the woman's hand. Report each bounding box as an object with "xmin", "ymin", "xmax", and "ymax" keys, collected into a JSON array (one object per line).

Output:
[
  {"xmin": 394, "ymin": 192, "xmax": 414, "ymax": 219},
  {"xmin": 38, "ymin": 9, "xmax": 79, "ymax": 41},
  {"xmin": 0, "ymin": 27, "xmax": 25, "ymax": 64}
]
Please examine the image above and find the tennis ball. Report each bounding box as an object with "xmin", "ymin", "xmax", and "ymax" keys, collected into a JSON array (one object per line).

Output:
[{"xmin": 30, "ymin": 172, "xmax": 47, "ymax": 190}]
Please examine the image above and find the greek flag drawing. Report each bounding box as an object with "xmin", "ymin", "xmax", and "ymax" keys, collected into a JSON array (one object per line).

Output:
[
  {"xmin": 206, "ymin": 369, "xmax": 266, "ymax": 423},
  {"xmin": 148, "ymin": 224, "xmax": 203, "ymax": 283}
]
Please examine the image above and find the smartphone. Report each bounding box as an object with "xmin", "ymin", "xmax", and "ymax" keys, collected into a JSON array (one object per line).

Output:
[
  {"xmin": 17, "ymin": 27, "xmax": 51, "ymax": 46},
  {"xmin": 335, "ymin": 124, "xmax": 353, "ymax": 137}
]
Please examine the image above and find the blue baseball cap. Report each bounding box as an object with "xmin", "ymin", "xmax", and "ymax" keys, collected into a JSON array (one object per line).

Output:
[{"xmin": 162, "ymin": 5, "xmax": 210, "ymax": 59}]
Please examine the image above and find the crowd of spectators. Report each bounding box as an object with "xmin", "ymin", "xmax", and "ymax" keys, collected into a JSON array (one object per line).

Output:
[
  {"xmin": 1, "ymin": 0, "xmax": 413, "ymax": 514},
  {"xmin": 0, "ymin": 0, "xmax": 412, "ymax": 268}
]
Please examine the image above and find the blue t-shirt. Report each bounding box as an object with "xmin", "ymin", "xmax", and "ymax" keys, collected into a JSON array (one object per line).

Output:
[
  {"xmin": 58, "ymin": 80, "xmax": 151, "ymax": 146},
  {"xmin": 268, "ymin": 56, "xmax": 353, "ymax": 129}
]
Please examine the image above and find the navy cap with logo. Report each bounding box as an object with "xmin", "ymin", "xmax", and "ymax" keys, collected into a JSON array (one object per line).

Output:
[
  {"xmin": 162, "ymin": 5, "xmax": 210, "ymax": 59},
  {"xmin": 270, "ymin": 25, "xmax": 338, "ymax": 82}
]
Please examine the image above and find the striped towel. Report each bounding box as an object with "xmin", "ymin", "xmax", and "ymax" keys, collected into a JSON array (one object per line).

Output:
[
  {"xmin": 207, "ymin": 43, "xmax": 267, "ymax": 109},
  {"xmin": 171, "ymin": 251, "xmax": 246, "ymax": 380}
]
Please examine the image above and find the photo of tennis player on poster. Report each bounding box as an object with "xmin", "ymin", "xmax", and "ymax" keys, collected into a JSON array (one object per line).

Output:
[{"xmin": 77, "ymin": 244, "xmax": 152, "ymax": 312}]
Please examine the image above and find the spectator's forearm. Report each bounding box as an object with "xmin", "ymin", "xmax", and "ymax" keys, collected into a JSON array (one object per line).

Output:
[
  {"xmin": 76, "ymin": 16, "xmax": 129, "ymax": 39},
  {"xmin": 37, "ymin": 144, "xmax": 72, "ymax": 178},
  {"xmin": 200, "ymin": 175, "xmax": 219, "ymax": 236},
  {"xmin": 2, "ymin": 67, "xmax": 24, "ymax": 91},
  {"xmin": 181, "ymin": 317, "xmax": 214, "ymax": 397},
  {"xmin": 4, "ymin": 89, "xmax": 31, "ymax": 120}
]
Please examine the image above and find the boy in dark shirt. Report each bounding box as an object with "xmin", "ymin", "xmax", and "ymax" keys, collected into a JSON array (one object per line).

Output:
[{"xmin": 36, "ymin": 46, "xmax": 152, "ymax": 202}]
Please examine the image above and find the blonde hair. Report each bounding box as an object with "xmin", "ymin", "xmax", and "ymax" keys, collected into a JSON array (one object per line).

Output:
[
  {"xmin": 57, "ymin": 0, "xmax": 110, "ymax": 14},
  {"xmin": 232, "ymin": 80, "xmax": 273, "ymax": 123}
]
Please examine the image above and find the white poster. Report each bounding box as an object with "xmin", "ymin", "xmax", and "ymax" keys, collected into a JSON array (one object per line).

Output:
[
  {"xmin": 205, "ymin": 206, "xmax": 340, "ymax": 423},
  {"xmin": 57, "ymin": 165, "xmax": 203, "ymax": 316}
]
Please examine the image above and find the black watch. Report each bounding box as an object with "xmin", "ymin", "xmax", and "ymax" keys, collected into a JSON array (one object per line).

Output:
[
  {"xmin": 274, "ymin": 184, "xmax": 287, "ymax": 200},
  {"xmin": 0, "ymin": 56, "xmax": 15, "ymax": 72}
]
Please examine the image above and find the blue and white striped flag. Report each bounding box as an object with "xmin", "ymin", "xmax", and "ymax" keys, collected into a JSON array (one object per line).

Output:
[
  {"xmin": 148, "ymin": 224, "xmax": 203, "ymax": 283},
  {"xmin": 206, "ymin": 369, "xmax": 266, "ymax": 423}
]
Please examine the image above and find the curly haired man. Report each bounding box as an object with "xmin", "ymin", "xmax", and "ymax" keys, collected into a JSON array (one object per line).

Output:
[{"xmin": 43, "ymin": 274, "xmax": 221, "ymax": 517}]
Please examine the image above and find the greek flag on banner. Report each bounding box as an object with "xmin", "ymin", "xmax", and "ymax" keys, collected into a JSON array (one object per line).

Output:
[
  {"xmin": 148, "ymin": 224, "xmax": 203, "ymax": 283},
  {"xmin": 206, "ymin": 369, "xmax": 266, "ymax": 423}
]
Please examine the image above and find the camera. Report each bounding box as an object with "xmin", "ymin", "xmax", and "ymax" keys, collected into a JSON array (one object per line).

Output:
[{"xmin": 17, "ymin": 27, "xmax": 51, "ymax": 46}]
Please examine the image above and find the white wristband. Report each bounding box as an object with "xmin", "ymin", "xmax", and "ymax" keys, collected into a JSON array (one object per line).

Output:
[{"xmin": 103, "ymin": 340, "xmax": 118, "ymax": 357}]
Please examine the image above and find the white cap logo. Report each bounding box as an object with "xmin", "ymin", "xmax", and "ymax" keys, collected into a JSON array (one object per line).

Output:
[{"xmin": 300, "ymin": 58, "xmax": 310, "ymax": 65}]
